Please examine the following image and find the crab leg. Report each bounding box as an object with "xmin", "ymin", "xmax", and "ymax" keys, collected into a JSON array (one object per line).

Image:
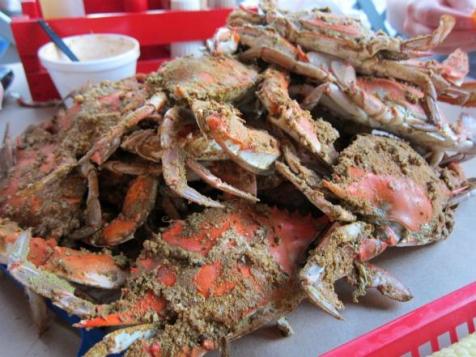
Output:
[
  {"xmin": 95, "ymin": 175, "xmax": 159, "ymax": 246},
  {"xmin": 7, "ymin": 231, "xmax": 98, "ymax": 316},
  {"xmin": 192, "ymin": 100, "xmax": 281, "ymax": 174},
  {"xmin": 236, "ymin": 25, "xmax": 334, "ymax": 83},
  {"xmin": 82, "ymin": 162, "xmax": 101, "ymax": 232},
  {"xmin": 448, "ymin": 178, "xmax": 476, "ymax": 206},
  {"xmin": 162, "ymin": 148, "xmax": 223, "ymax": 208},
  {"xmin": 81, "ymin": 92, "xmax": 167, "ymax": 166},
  {"xmin": 161, "ymin": 107, "xmax": 224, "ymax": 208},
  {"xmin": 404, "ymin": 49, "xmax": 470, "ymax": 105},
  {"xmin": 458, "ymin": 81, "xmax": 476, "ymax": 107},
  {"xmin": 70, "ymin": 161, "xmax": 102, "ymax": 240},
  {"xmin": 208, "ymin": 161, "xmax": 258, "ymax": 197},
  {"xmin": 122, "ymin": 127, "xmax": 228, "ymax": 164},
  {"xmin": 186, "ymin": 158, "xmax": 259, "ymax": 202},
  {"xmin": 102, "ymin": 160, "xmax": 162, "ymax": 176},
  {"xmin": 330, "ymin": 62, "xmax": 396, "ymax": 122},
  {"xmin": 445, "ymin": 113, "xmax": 476, "ymax": 163},
  {"xmin": 0, "ymin": 221, "xmax": 127, "ymax": 288},
  {"xmin": 300, "ymin": 84, "xmax": 327, "ymax": 110},
  {"xmin": 77, "ymin": 291, "xmax": 168, "ymax": 328},
  {"xmin": 375, "ymin": 15, "xmax": 455, "ymax": 57},
  {"xmin": 121, "ymin": 129, "xmax": 163, "ymax": 162},
  {"xmin": 275, "ymin": 146, "xmax": 355, "ymax": 222},
  {"xmin": 84, "ymin": 324, "xmax": 158, "ymax": 357}
]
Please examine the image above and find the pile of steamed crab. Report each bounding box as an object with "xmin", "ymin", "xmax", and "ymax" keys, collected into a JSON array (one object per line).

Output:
[{"xmin": 2, "ymin": 2, "xmax": 476, "ymax": 356}]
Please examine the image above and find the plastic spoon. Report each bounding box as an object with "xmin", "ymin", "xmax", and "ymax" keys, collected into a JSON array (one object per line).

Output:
[{"xmin": 38, "ymin": 19, "xmax": 79, "ymax": 62}]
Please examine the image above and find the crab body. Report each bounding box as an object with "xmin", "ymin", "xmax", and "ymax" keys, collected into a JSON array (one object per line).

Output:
[
  {"xmin": 7, "ymin": 203, "xmax": 327, "ymax": 356},
  {"xmin": 1, "ymin": 3, "xmax": 476, "ymax": 356},
  {"xmin": 280, "ymin": 134, "xmax": 474, "ymax": 318}
]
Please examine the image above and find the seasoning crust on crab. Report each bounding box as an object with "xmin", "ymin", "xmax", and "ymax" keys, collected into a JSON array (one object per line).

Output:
[{"xmin": 0, "ymin": 1, "xmax": 476, "ymax": 356}]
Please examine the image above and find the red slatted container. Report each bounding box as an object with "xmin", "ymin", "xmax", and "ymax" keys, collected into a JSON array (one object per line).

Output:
[
  {"xmin": 12, "ymin": 0, "xmax": 231, "ymax": 101},
  {"xmin": 323, "ymin": 282, "xmax": 476, "ymax": 356}
]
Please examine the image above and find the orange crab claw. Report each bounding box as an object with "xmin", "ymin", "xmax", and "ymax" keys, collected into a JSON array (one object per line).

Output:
[
  {"xmin": 97, "ymin": 175, "xmax": 159, "ymax": 246},
  {"xmin": 77, "ymin": 291, "xmax": 167, "ymax": 328},
  {"xmin": 41, "ymin": 245, "xmax": 127, "ymax": 288},
  {"xmin": 258, "ymin": 67, "xmax": 338, "ymax": 164},
  {"xmin": 192, "ymin": 100, "xmax": 281, "ymax": 174},
  {"xmin": 0, "ymin": 221, "xmax": 126, "ymax": 289}
]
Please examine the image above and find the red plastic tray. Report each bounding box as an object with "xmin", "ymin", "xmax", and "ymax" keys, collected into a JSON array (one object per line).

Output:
[
  {"xmin": 12, "ymin": 0, "xmax": 231, "ymax": 101},
  {"xmin": 323, "ymin": 282, "xmax": 476, "ymax": 356}
]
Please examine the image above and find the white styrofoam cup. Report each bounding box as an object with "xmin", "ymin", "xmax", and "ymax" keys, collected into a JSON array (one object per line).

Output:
[{"xmin": 38, "ymin": 33, "xmax": 140, "ymax": 98}]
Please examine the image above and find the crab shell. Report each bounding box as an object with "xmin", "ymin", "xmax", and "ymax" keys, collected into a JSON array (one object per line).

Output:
[
  {"xmin": 294, "ymin": 135, "xmax": 472, "ymax": 319},
  {"xmin": 78, "ymin": 202, "xmax": 328, "ymax": 356},
  {"xmin": 322, "ymin": 134, "xmax": 457, "ymax": 245},
  {"xmin": 0, "ymin": 77, "xmax": 149, "ymax": 238}
]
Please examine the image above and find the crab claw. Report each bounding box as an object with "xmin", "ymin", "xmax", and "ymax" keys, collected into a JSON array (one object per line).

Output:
[
  {"xmin": 299, "ymin": 222, "xmax": 368, "ymax": 319},
  {"xmin": 449, "ymin": 177, "xmax": 476, "ymax": 206},
  {"xmin": 0, "ymin": 220, "xmax": 127, "ymax": 288},
  {"xmin": 162, "ymin": 147, "xmax": 224, "ymax": 208},
  {"xmin": 401, "ymin": 15, "xmax": 455, "ymax": 55},
  {"xmin": 84, "ymin": 324, "xmax": 158, "ymax": 357},
  {"xmin": 7, "ymin": 231, "xmax": 97, "ymax": 316},
  {"xmin": 192, "ymin": 100, "xmax": 281, "ymax": 174},
  {"xmin": 161, "ymin": 107, "xmax": 224, "ymax": 208},
  {"xmin": 186, "ymin": 158, "xmax": 259, "ymax": 202},
  {"xmin": 300, "ymin": 261, "xmax": 344, "ymax": 319},
  {"xmin": 460, "ymin": 81, "xmax": 476, "ymax": 107},
  {"xmin": 353, "ymin": 262, "xmax": 412, "ymax": 302},
  {"xmin": 258, "ymin": 68, "xmax": 338, "ymax": 164},
  {"xmin": 300, "ymin": 222, "xmax": 409, "ymax": 319},
  {"xmin": 207, "ymin": 27, "xmax": 240, "ymax": 55},
  {"xmin": 444, "ymin": 113, "xmax": 476, "ymax": 164},
  {"xmin": 95, "ymin": 175, "xmax": 159, "ymax": 246}
]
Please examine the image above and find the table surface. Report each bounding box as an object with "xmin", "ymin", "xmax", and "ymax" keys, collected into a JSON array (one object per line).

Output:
[{"xmin": 0, "ymin": 63, "xmax": 475, "ymax": 357}]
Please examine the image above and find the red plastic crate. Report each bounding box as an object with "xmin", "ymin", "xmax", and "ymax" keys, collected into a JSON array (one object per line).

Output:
[
  {"xmin": 12, "ymin": 0, "xmax": 231, "ymax": 101},
  {"xmin": 323, "ymin": 282, "xmax": 476, "ymax": 356}
]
